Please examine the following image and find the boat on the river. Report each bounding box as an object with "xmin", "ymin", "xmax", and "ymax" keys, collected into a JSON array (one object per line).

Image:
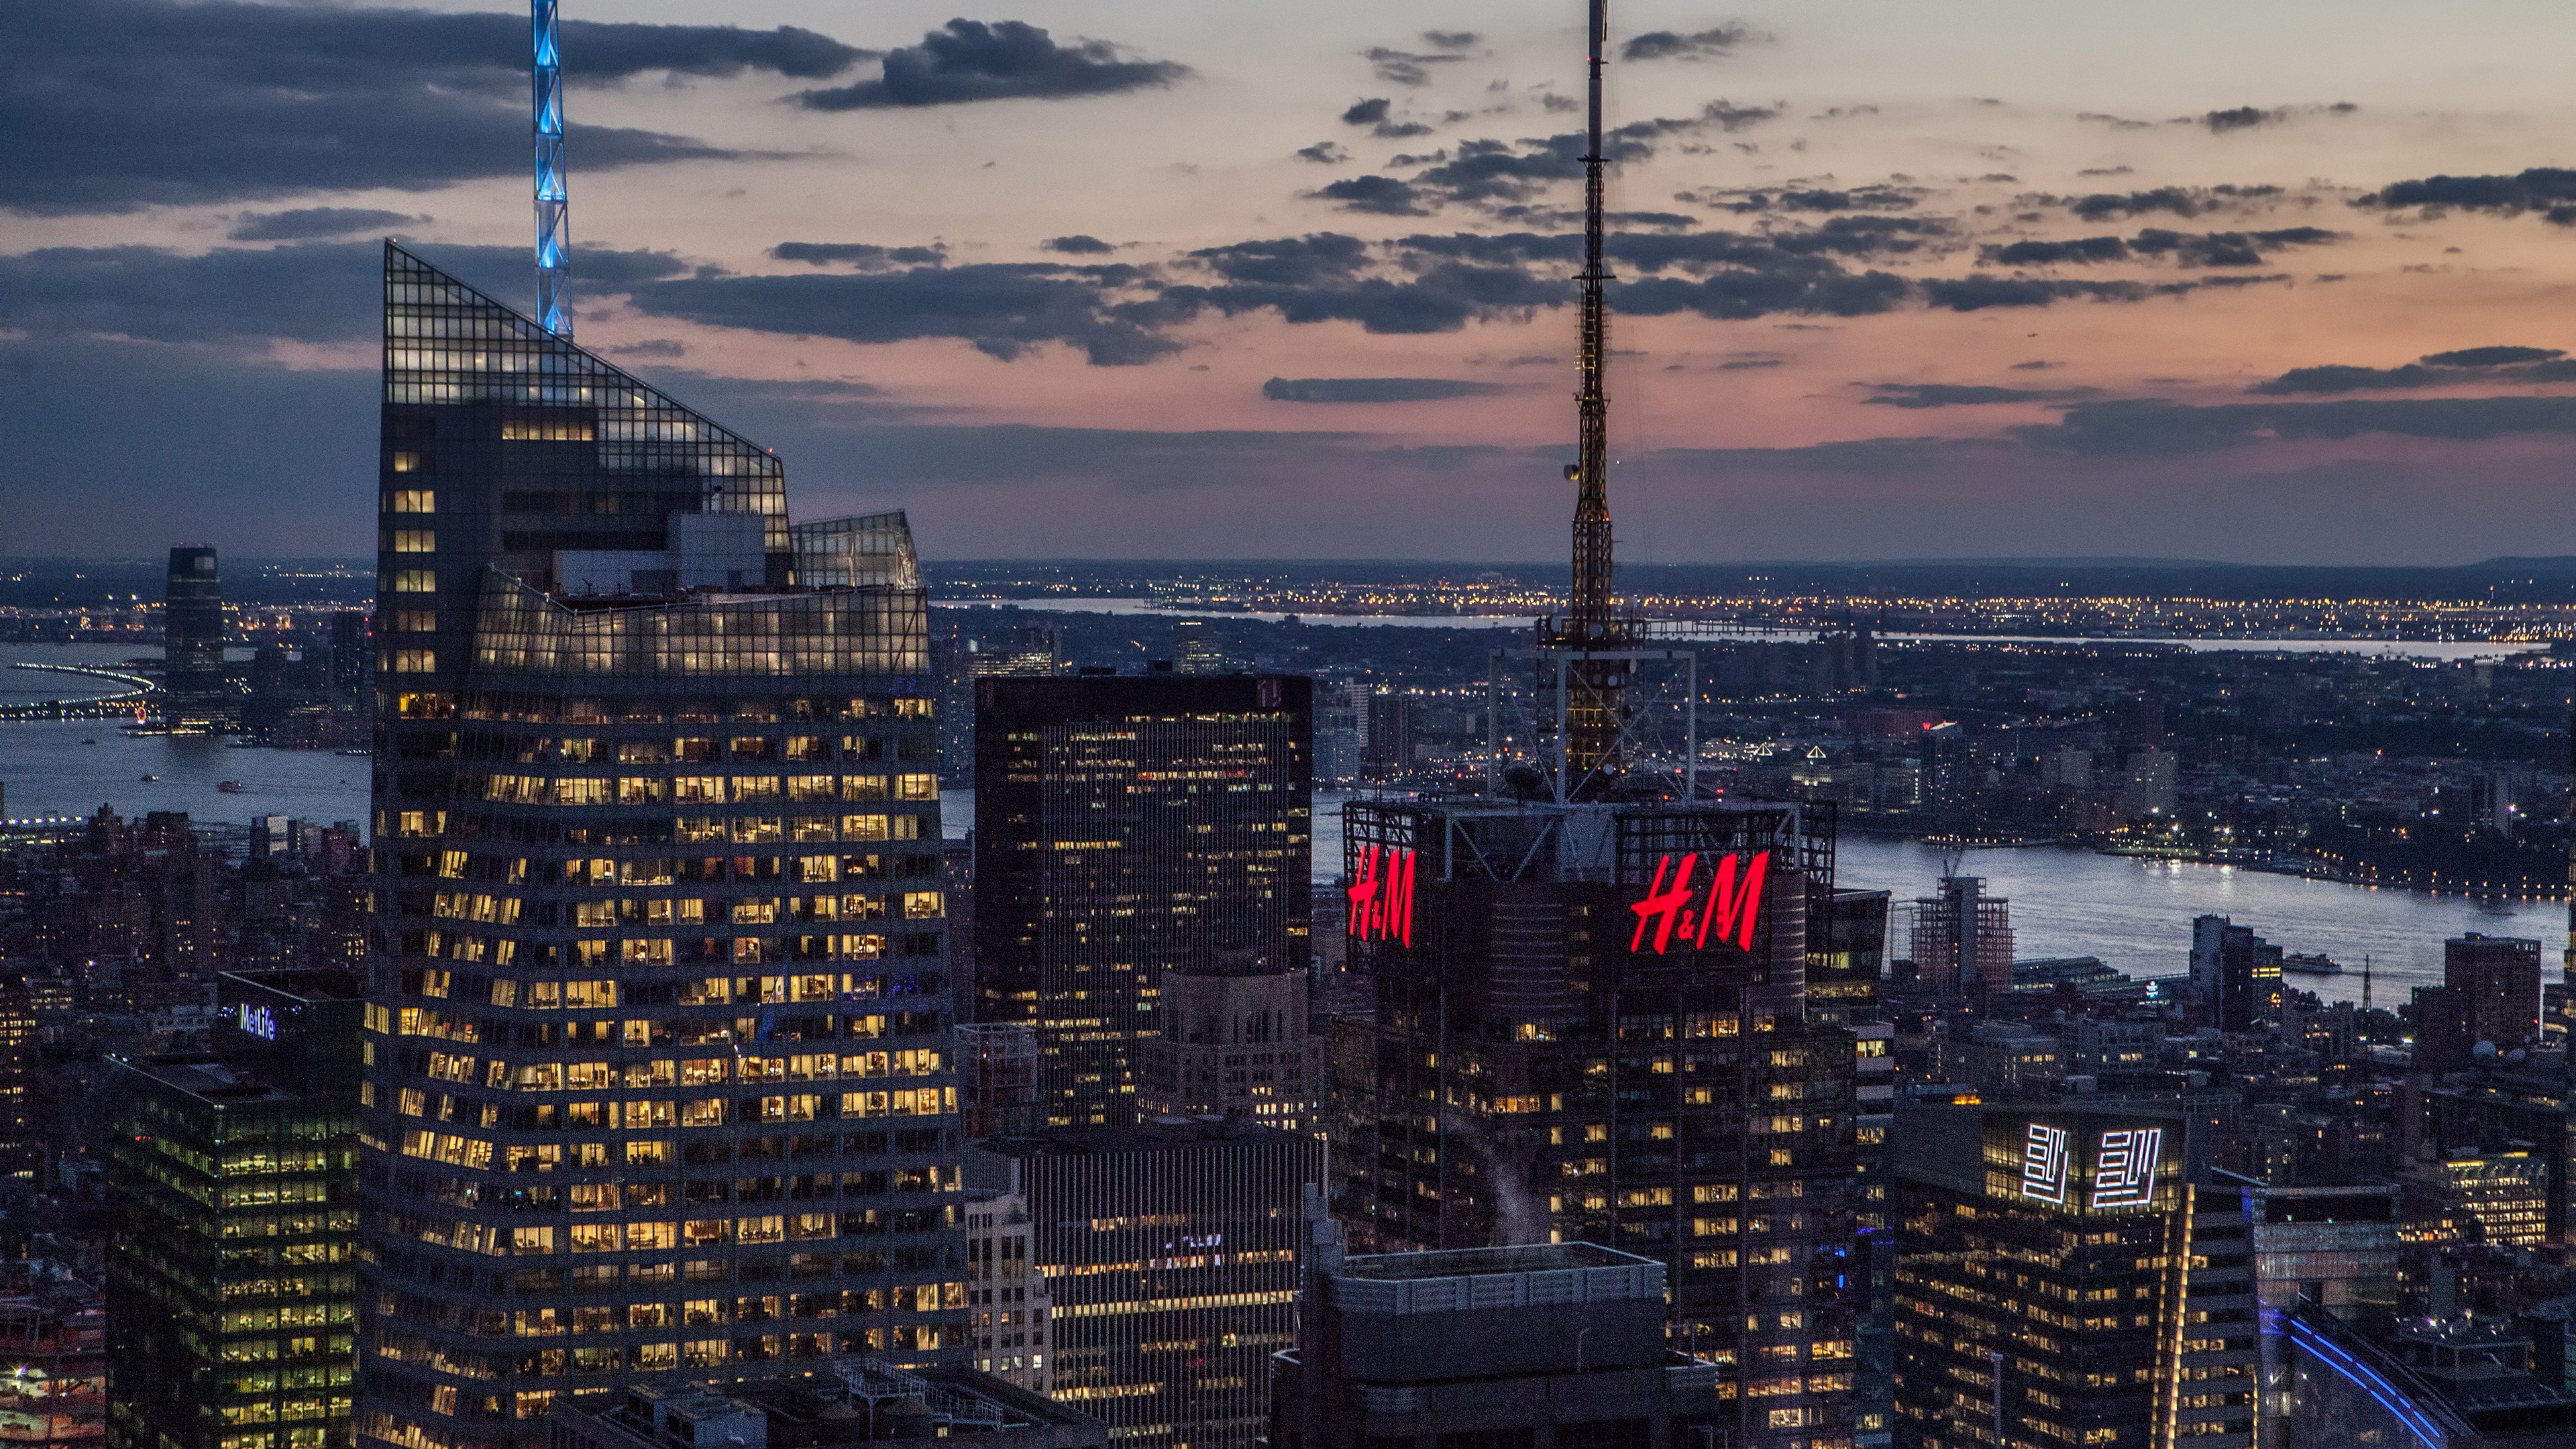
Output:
[
  {"xmin": 2281, "ymin": 952, "xmax": 2341, "ymax": 975},
  {"xmin": 216, "ymin": 781, "xmax": 246, "ymax": 794},
  {"xmin": 139, "ymin": 774, "xmax": 156, "ymax": 782}
]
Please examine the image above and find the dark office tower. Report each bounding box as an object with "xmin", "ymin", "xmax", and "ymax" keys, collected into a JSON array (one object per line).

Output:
[
  {"xmin": 360, "ymin": 244, "xmax": 963, "ymax": 1449},
  {"xmin": 1891, "ymin": 1103, "xmax": 2247, "ymax": 1449},
  {"xmin": 1808, "ymin": 887, "xmax": 1890, "ymax": 1027},
  {"xmin": 2447, "ymin": 933, "xmax": 2543, "ymax": 1053},
  {"xmin": 107, "ymin": 970, "xmax": 364, "ymax": 1449},
  {"xmin": 1332, "ymin": 798, "xmax": 1857, "ymax": 1449},
  {"xmin": 164, "ymin": 545, "xmax": 230, "ymax": 730},
  {"xmin": 2189, "ymin": 916, "xmax": 2283, "ymax": 1032},
  {"xmin": 1361, "ymin": 692, "xmax": 1412, "ymax": 779},
  {"xmin": 967, "ymin": 1117, "xmax": 1320, "ymax": 1449},
  {"xmin": 332, "ymin": 610, "xmax": 372, "ymax": 700},
  {"xmin": 973, "ymin": 674, "xmax": 1312, "ymax": 1130}
]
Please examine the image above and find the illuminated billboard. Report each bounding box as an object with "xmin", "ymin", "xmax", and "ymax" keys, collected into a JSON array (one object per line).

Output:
[{"xmin": 1992, "ymin": 1114, "xmax": 2176, "ymax": 1214}]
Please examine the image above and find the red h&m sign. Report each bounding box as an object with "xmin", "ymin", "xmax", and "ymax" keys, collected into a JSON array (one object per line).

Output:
[
  {"xmin": 1347, "ymin": 845, "xmax": 1417, "ymax": 947},
  {"xmin": 1629, "ymin": 850, "xmax": 1770, "ymax": 955}
]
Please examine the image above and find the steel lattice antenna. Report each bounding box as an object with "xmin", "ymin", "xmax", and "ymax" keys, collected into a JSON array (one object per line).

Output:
[
  {"xmin": 534, "ymin": 0, "xmax": 571, "ymax": 337},
  {"xmin": 1553, "ymin": 0, "xmax": 1627, "ymax": 790}
]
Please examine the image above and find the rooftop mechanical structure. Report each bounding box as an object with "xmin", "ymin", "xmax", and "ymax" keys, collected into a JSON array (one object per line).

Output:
[{"xmin": 533, "ymin": 0, "xmax": 570, "ymax": 337}]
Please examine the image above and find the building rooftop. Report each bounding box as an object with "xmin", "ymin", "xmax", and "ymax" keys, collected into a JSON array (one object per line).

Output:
[
  {"xmin": 972, "ymin": 1116, "xmax": 1299, "ymax": 1157},
  {"xmin": 1340, "ymin": 1242, "xmax": 1646, "ymax": 1281}
]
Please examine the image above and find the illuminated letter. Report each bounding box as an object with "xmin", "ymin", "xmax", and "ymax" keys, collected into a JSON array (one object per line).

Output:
[
  {"xmin": 1629, "ymin": 853, "xmax": 1699, "ymax": 954},
  {"xmin": 1693, "ymin": 850, "xmax": 1770, "ymax": 953}
]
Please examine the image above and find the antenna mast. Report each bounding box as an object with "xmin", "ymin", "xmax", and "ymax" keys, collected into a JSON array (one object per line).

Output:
[
  {"xmin": 534, "ymin": 0, "xmax": 571, "ymax": 337},
  {"xmin": 1538, "ymin": 0, "xmax": 1632, "ymax": 794}
]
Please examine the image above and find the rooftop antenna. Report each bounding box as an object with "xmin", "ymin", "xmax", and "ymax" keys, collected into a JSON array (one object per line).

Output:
[
  {"xmin": 533, "ymin": 0, "xmax": 571, "ymax": 337},
  {"xmin": 1536, "ymin": 0, "xmax": 1634, "ymax": 797}
]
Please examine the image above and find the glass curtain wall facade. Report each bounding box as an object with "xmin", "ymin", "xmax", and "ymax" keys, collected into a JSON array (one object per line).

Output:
[
  {"xmin": 360, "ymin": 245, "xmax": 963, "ymax": 1449},
  {"xmin": 165, "ymin": 545, "xmax": 231, "ymax": 730},
  {"xmin": 972, "ymin": 676, "xmax": 1312, "ymax": 1130}
]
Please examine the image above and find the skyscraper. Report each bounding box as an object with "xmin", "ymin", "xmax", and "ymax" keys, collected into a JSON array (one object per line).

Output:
[
  {"xmin": 107, "ymin": 970, "xmax": 364, "ymax": 1449},
  {"xmin": 359, "ymin": 244, "xmax": 963, "ymax": 1449},
  {"xmin": 972, "ymin": 673, "xmax": 1311, "ymax": 1129},
  {"xmin": 1909, "ymin": 876, "xmax": 2011, "ymax": 1001},
  {"xmin": 1330, "ymin": 797, "xmax": 1858, "ymax": 1449},
  {"xmin": 164, "ymin": 545, "xmax": 229, "ymax": 731},
  {"xmin": 1890, "ymin": 1103, "xmax": 2247, "ymax": 1449},
  {"xmin": 2190, "ymin": 916, "xmax": 2284, "ymax": 1032}
]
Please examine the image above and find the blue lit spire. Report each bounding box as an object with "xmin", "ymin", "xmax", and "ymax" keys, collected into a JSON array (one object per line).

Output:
[{"xmin": 533, "ymin": 0, "xmax": 570, "ymax": 337}]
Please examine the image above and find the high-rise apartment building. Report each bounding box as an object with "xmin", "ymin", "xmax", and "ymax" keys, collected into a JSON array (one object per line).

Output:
[
  {"xmin": 1909, "ymin": 876, "xmax": 2010, "ymax": 1001},
  {"xmin": 973, "ymin": 674, "xmax": 1311, "ymax": 1129},
  {"xmin": 2190, "ymin": 916, "xmax": 2284, "ymax": 1033},
  {"xmin": 1890, "ymin": 1103, "xmax": 2251, "ymax": 1449},
  {"xmin": 358, "ymin": 244, "xmax": 963, "ymax": 1449},
  {"xmin": 107, "ymin": 969, "xmax": 364, "ymax": 1449},
  {"xmin": 1809, "ymin": 887, "xmax": 1890, "ymax": 1027},
  {"xmin": 164, "ymin": 545, "xmax": 230, "ymax": 731},
  {"xmin": 967, "ymin": 1118, "xmax": 1319, "ymax": 1449},
  {"xmin": 961, "ymin": 1192, "xmax": 1052, "ymax": 1393},
  {"xmin": 1330, "ymin": 797, "xmax": 1858, "ymax": 1449}
]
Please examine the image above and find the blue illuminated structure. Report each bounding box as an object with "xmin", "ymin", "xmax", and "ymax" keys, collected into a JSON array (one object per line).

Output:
[{"xmin": 532, "ymin": 0, "xmax": 570, "ymax": 337}]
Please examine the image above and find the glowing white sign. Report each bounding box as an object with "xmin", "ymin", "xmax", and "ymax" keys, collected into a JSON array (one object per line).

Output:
[
  {"xmin": 2089, "ymin": 1128, "xmax": 2164, "ymax": 1210},
  {"xmin": 237, "ymin": 1004, "xmax": 278, "ymax": 1041},
  {"xmin": 2020, "ymin": 1123, "xmax": 2072, "ymax": 1204}
]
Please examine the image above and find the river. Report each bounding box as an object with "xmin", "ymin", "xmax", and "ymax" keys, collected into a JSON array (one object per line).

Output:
[{"xmin": 5, "ymin": 632, "xmax": 2559, "ymax": 1010}]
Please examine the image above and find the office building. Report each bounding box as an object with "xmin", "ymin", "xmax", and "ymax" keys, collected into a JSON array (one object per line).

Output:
[
  {"xmin": 2190, "ymin": 916, "xmax": 2284, "ymax": 1033},
  {"xmin": 1138, "ymin": 945, "xmax": 1313, "ymax": 1130},
  {"xmin": 2282, "ymin": 1305, "xmax": 2576, "ymax": 1449},
  {"xmin": 1268, "ymin": 1242, "xmax": 1729, "ymax": 1449},
  {"xmin": 2234, "ymin": 1181, "xmax": 2400, "ymax": 1449},
  {"xmin": 164, "ymin": 545, "xmax": 230, "ymax": 731},
  {"xmin": 961, "ymin": 1193, "xmax": 1051, "ymax": 1393},
  {"xmin": 2446, "ymin": 934, "xmax": 2545, "ymax": 1055},
  {"xmin": 2401, "ymin": 1146, "xmax": 2551, "ymax": 1249},
  {"xmin": 1909, "ymin": 876, "xmax": 2011, "ymax": 1001},
  {"xmin": 1891, "ymin": 1102, "xmax": 2243, "ymax": 1449},
  {"xmin": 1331, "ymin": 796, "xmax": 1858, "ymax": 1449},
  {"xmin": 957, "ymin": 1023, "xmax": 1041, "ymax": 1141},
  {"xmin": 107, "ymin": 969, "xmax": 364, "ymax": 1449},
  {"xmin": 1361, "ymin": 692, "xmax": 1412, "ymax": 779},
  {"xmin": 547, "ymin": 1364, "xmax": 1104, "ymax": 1449},
  {"xmin": 967, "ymin": 1117, "xmax": 1319, "ymax": 1449},
  {"xmin": 358, "ymin": 244, "xmax": 963, "ymax": 1449},
  {"xmin": 973, "ymin": 674, "xmax": 1311, "ymax": 1129},
  {"xmin": 1808, "ymin": 887, "xmax": 1890, "ymax": 1027}
]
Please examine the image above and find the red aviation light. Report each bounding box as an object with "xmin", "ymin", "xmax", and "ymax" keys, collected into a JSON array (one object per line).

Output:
[
  {"xmin": 1629, "ymin": 849, "xmax": 1770, "ymax": 955},
  {"xmin": 1346, "ymin": 844, "xmax": 1417, "ymax": 948}
]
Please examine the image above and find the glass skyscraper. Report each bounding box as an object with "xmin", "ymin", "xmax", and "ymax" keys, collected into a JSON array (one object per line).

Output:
[
  {"xmin": 971, "ymin": 674, "xmax": 1312, "ymax": 1129},
  {"xmin": 164, "ymin": 545, "xmax": 230, "ymax": 731},
  {"xmin": 359, "ymin": 244, "xmax": 963, "ymax": 1449}
]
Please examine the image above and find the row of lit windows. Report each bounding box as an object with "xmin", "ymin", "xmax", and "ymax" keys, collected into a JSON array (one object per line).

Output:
[{"xmin": 474, "ymin": 773, "xmax": 936, "ymax": 806}]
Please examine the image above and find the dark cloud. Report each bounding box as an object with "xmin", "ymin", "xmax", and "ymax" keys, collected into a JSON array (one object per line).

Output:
[
  {"xmin": 1169, "ymin": 234, "xmax": 1554, "ymax": 335},
  {"xmin": 1297, "ymin": 142, "xmax": 1352, "ymax": 165},
  {"xmin": 1342, "ymin": 99, "xmax": 1393, "ymax": 126},
  {"xmin": 227, "ymin": 207, "xmax": 425, "ymax": 241},
  {"xmin": 608, "ymin": 339, "xmax": 688, "ymax": 359},
  {"xmin": 1982, "ymin": 226, "xmax": 2336, "ymax": 268},
  {"xmin": 2364, "ymin": 167, "xmax": 2576, "ymax": 219},
  {"xmin": 1316, "ymin": 176, "xmax": 1433, "ymax": 215},
  {"xmin": 1862, "ymin": 383, "xmax": 2098, "ymax": 409},
  {"xmin": 4, "ymin": 0, "xmax": 853, "ymax": 214},
  {"xmin": 1920, "ymin": 276, "xmax": 2165, "ymax": 311},
  {"xmin": 1719, "ymin": 358, "xmax": 1784, "ymax": 369},
  {"xmin": 1042, "ymin": 235, "xmax": 1117, "ymax": 255},
  {"xmin": 2049, "ymin": 185, "xmax": 2285, "ymax": 222},
  {"xmin": 627, "ymin": 263, "xmax": 1179, "ymax": 366},
  {"xmin": 1262, "ymin": 376, "xmax": 1504, "ymax": 402},
  {"xmin": 1768, "ymin": 189, "xmax": 1921, "ymax": 213},
  {"xmin": 770, "ymin": 241, "xmax": 950, "ymax": 268},
  {"xmin": 1621, "ymin": 25, "xmax": 1760, "ymax": 62},
  {"xmin": 2249, "ymin": 347, "xmax": 2576, "ymax": 395},
  {"xmin": 2201, "ymin": 106, "xmax": 2280, "ymax": 132},
  {"xmin": 1421, "ymin": 31, "xmax": 1481, "ymax": 51},
  {"xmin": 1364, "ymin": 48, "xmax": 1467, "ymax": 87},
  {"xmin": 2029, "ymin": 395, "xmax": 2576, "ymax": 457},
  {"xmin": 0, "ymin": 240, "xmax": 688, "ymax": 345},
  {"xmin": 791, "ymin": 19, "xmax": 1184, "ymax": 111},
  {"xmin": 2426, "ymin": 345, "xmax": 2565, "ymax": 367},
  {"xmin": 1407, "ymin": 105, "xmax": 1781, "ymax": 209}
]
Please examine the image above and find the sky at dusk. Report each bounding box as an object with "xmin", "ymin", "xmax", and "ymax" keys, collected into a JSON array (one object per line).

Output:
[{"xmin": 12, "ymin": 0, "xmax": 2576, "ymax": 564}]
